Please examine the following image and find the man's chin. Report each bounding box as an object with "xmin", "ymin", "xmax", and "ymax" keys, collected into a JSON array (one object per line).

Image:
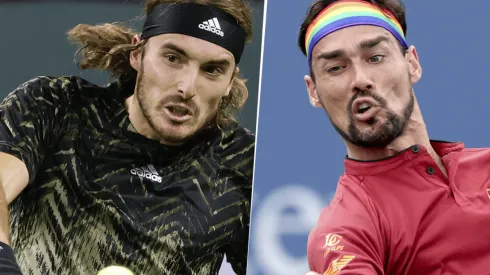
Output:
[
  {"xmin": 345, "ymin": 127, "xmax": 394, "ymax": 148},
  {"xmin": 350, "ymin": 130, "xmax": 401, "ymax": 148},
  {"xmin": 154, "ymin": 123, "xmax": 197, "ymax": 145},
  {"xmin": 150, "ymin": 114, "xmax": 212, "ymax": 145},
  {"xmin": 351, "ymin": 139, "xmax": 394, "ymax": 149}
]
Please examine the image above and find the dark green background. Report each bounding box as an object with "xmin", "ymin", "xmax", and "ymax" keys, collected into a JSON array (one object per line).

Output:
[{"xmin": 0, "ymin": 0, "xmax": 264, "ymax": 133}]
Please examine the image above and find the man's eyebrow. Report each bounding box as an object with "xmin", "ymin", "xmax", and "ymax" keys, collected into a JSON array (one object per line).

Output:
[
  {"xmin": 160, "ymin": 41, "xmax": 234, "ymax": 68},
  {"xmin": 203, "ymin": 59, "xmax": 232, "ymax": 68},
  {"xmin": 316, "ymin": 49, "xmax": 346, "ymax": 61},
  {"xmin": 359, "ymin": 35, "xmax": 390, "ymax": 49},
  {"xmin": 315, "ymin": 35, "xmax": 391, "ymax": 62},
  {"xmin": 160, "ymin": 42, "xmax": 188, "ymax": 58}
]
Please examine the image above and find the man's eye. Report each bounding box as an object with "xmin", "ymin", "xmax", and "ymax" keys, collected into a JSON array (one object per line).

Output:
[
  {"xmin": 165, "ymin": 54, "xmax": 179, "ymax": 63},
  {"xmin": 203, "ymin": 66, "xmax": 224, "ymax": 75},
  {"xmin": 327, "ymin": 66, "xmax": 345, "ymax": 73},
  {"xmin": 368, "ymin": 55, "xmax": 384, "ymax": 63}
]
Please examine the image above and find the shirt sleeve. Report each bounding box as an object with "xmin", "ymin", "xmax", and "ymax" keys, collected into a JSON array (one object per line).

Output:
[
  {"xmin": 217, "ymin": 125, "xmax": 255, "ymax": 275},
  {"xmin": 222, "ymin": 226, "xmax": 249, "ymax": 275},
  {"xmin": 307, "ymin": 180, "xmax": 387, "ymax": 275},
  {"xmin": 0, "ymin": 242, "xmax": 22, "ymax": 274},
  {"xmin": 0, "ymin": 76, "xmax": 74, "ymax": 184}
]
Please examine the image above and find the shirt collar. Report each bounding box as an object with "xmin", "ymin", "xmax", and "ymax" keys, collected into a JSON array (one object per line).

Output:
[{"xmin": 343, "ymin": 140, "xmax": 465, "ymax": 176}]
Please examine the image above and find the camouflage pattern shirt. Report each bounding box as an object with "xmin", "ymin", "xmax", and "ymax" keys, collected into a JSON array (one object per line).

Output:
[{"xmin": 0, "ymin": 76, "xmax": 254, "ymax": 275}]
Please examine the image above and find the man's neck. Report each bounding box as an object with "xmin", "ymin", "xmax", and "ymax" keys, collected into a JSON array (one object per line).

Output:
[{"xmin": 345, "ymin": 100, "xmax": 448, "ymax": 177}]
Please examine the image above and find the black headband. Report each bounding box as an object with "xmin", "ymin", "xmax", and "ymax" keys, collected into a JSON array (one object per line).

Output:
[{"xmin": 141, "ymin": 3, "xmax": 247, "ymax": 64}]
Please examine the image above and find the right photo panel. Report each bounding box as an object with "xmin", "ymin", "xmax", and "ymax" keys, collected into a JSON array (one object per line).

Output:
[{"xmin": 249, "ymin": 0, "xmax": 490, "ymax": 275}]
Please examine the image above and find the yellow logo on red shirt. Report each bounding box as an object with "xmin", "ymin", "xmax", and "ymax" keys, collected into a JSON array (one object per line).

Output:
[
  {"xmin": 323, "ymin": 233, "xmax": 342, "ymax": 247},
  {"xmin": 323, "ymin": 255, "xmax": 356, "ymax": 275},
  {"xmin": 487, "ymin": 188, "xmax": 490, "ymax": 199},
  {"xmin": 323, "ymin": 234, "xmax": 344, "ymax": 257}
]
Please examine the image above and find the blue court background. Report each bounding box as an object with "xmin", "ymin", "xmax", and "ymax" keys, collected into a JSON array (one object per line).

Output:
[{"xmin": 247, "ymin": 0, "xmax": 490, "ymax": 274}]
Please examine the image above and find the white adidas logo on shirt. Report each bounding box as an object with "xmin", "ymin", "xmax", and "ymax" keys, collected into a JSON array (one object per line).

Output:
[
  {"xmin": 131, "ymin": 164, "xmax": 162, "ymax": 183},
  {"xmin": 198, "ymin": 17, "xmax": 224, "ymax": 37}
]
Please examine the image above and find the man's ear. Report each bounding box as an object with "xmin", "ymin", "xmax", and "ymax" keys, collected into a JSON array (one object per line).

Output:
[
  {"xmin": 305, "ymin": 75, "xmax": 322, "ymax": 108},
  {"xmin": 405, "ymin": 45, "xmax": 422, "ymax": 84},
  {"xmin": 226, "ymin": 67, "xmax": 248, "ymax": 108},
  {"xmin": 130, "ymin": 34, "xmax": 143, "ymax": 72}
]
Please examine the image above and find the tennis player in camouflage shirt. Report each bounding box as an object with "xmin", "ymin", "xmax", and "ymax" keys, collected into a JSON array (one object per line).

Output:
[{"xmin": 0, "ymin": 0, "xmax": 255, "ymax": 274}]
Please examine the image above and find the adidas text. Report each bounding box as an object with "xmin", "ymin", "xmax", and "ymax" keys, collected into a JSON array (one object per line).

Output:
[
  {"xmin": 198, "ymin": 18, "xmax": 224, "ymax": 37},
  {"xmin": 131, "ymin": 168, "xmax": 162, "ymax": 183},
  {"xmin": 198, "ymin": 24, "xmax": 224, "ymax": 37}
]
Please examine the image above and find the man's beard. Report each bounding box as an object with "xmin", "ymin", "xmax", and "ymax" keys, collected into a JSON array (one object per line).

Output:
[
  {"xmin": 326, "ymin": 88, "xmax": 414, "ymax": 148},
  {"xmin": 134, "ymin": 65, "xmax": 217, "ymax": 145}
]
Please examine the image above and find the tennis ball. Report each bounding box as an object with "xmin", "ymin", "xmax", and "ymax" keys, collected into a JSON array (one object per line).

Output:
[{"xmin": 97, "ymin": 266, "xmax": 134, "ymax": 275}]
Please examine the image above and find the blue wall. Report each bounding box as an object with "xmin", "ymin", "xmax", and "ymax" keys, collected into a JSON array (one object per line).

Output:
[{"xmin": 248, "ymin": 0, "xmax": 490, "ymax": 274}]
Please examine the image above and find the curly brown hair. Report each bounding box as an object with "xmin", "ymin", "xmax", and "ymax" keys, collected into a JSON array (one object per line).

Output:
[{"xmin": 67, "ymin": 0, "xmax": 253, "ymax": 127}]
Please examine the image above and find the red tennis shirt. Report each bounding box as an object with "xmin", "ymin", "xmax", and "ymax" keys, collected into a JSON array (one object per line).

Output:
[{"xmin": 307, "ymin": 141, "xmax": 490, "ymax": 275}]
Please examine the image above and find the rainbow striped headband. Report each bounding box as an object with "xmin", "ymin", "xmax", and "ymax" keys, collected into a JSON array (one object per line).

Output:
[{"xmin": 305, "ymin": 0, "xmax": 408, "ymax": 65}]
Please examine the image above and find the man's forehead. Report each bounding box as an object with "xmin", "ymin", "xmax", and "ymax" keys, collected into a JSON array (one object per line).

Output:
[
  {"xmin": 149, "ymin": 33, "xmax": 234, "ymax": 61},
  {"xmin": 312, "ymin": 25, "xmax": 396, "ymax": 55}
]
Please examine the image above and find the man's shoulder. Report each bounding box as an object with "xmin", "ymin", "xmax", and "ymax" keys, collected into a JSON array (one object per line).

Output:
[
  {"xmin": 10, "ymin": 75, "xmax": 108, "ymax": 102},
  {"xmin": 433, "ymin": 140, "xmax": 490, "ymax": 165},
  {"xmin": 15, "ymin": 75, "xmax": 95, "ymax": 91},
  {"xmin": 210, "ymin": 122, "xmax": 255, "ymax": 174},
  {"xmin": 463, "ymin": 146, "xmax": 490, "ymax": 156},
  {"xmin": 313, "ymin": 175, "xmax": 380, "ymax": 231},
  {"xmin": 216, "ymin": 122, "xmax": 255, "ymax": 151},
  {"xmin": 223, "ymin": 122, "xmax": 255, "ymax": 138},
  {"xmin": 459, "ymin": 146, "xmax": 490, "ymax": 168}
]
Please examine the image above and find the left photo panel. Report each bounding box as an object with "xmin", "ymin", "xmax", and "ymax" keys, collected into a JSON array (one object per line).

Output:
[{"xmin": 0, "ymin": 1, "xmax": 265, "ymax": 274}]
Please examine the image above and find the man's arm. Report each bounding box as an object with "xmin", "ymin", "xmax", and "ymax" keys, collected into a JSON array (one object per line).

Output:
[
  {"xmin": 217, "ymin": 125, "xmax": 255, "ymax": 275},
  {"xmin": 307, "ymin": 182, "xmax": 386, "ymax": 275},
  {"xmin": 220, "ymin": 183, "xmax": 252, "ymax": 275},
  {"xmin": 0, "ymin": 156, "xmax": 24, "ymax": 274},
  {"xmin": 0, "ymin": 76, "xmax": 73, "ymax": 204},
  {"xmin": 0, "ymin": 153, "xmax": 28, "ymax": 246},
  {"xmin": 0, "ymin": 154, "xmax": 28, "ymax": 205},
  {"xmin": 221, "ymin": 180, "xmax": 251, "ymax": 275},
  {"xmin": 222, "ymin": 222, "xmax": 249, "ymax": 275},
  {"xmin": 0, "ymin": 76, "xmax": 75, "ymax": 273}
]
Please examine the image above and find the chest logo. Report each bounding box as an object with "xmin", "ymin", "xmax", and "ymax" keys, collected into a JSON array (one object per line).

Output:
[{"xmin": 131, "ymin": 164, "xmax": 162, "ymax": 183}]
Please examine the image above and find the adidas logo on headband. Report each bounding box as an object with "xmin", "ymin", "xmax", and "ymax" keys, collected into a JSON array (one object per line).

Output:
[
  {"xmin": 141, "ymin": 3, "xmax": 246, "ymax": 63},
  {"xmin": 198, "ymin": 17, "xmax": 224, "ymax": 37}
]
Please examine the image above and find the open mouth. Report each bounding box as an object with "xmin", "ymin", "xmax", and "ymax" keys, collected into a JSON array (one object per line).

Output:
[
  {"xmin": 351, "ymin": 98, "xmax": 380, "ymax": 122},
  {"xmin": 164, "ymin": 104, "xmax": 193, "ymax": 123},
  {"xmin": 356, "ymin": 102, "xmax": 372, "ymax": 114},
  {"xmin": 167, "ymin": 106, "xmax": 191, "ymax": 117}
]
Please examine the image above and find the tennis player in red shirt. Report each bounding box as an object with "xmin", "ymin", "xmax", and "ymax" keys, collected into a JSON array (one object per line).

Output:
[{"xmin": 297, "ymin": 0, "xmax": 490, "ymax": 274}]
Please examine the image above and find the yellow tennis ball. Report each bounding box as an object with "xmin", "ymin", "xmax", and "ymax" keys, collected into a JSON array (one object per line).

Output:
[{"xmin": 97, "ymin": 266, "xmax": 134, "ymax": 275}]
